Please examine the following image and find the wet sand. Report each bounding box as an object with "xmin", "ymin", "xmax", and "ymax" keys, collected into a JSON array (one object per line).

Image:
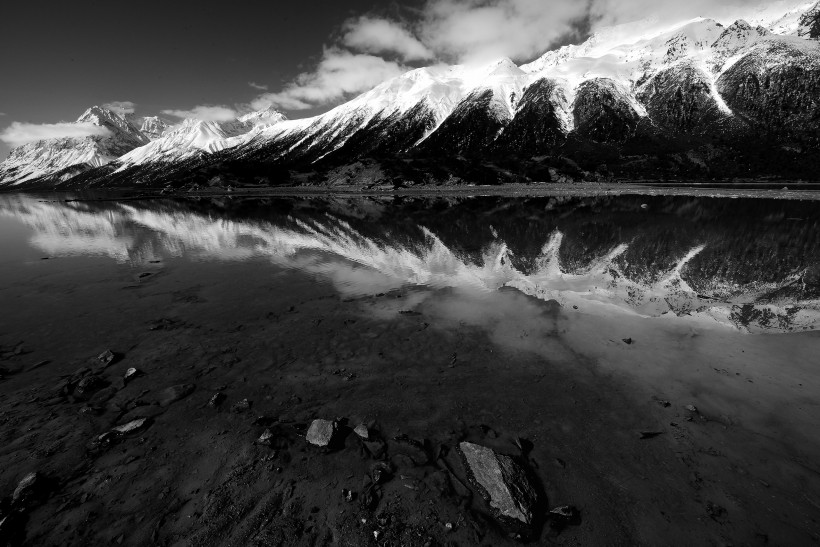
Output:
[{"xmin": 0, "ymin": 195, "xmax": 819, "ymax": 546}]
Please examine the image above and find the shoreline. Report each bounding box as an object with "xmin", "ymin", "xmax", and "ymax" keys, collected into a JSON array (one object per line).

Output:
[{"xmin": 8, "ymin": 181, "xmax": 820, "ymax": 201}]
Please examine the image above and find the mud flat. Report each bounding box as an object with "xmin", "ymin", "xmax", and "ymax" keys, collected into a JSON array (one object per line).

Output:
[{"xmin": 0, "ymin": 193, "xmax": 819, "ymax": 545}]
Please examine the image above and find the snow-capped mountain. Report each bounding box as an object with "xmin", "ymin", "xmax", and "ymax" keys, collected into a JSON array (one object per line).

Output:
[
  {"xmin": 137, "ymin": 116, "xmax": 173, "ymax": 140},
  {"xmin": 112, "ymin": 107, "xmax": 288, "ymax": 170},
  {"xmin": 2, "ymin": 0, "xmax": 819, "ymax": 188},
  {"xmin": 0, "ymin": 106, "xmax": 149, "ymax": 185}
]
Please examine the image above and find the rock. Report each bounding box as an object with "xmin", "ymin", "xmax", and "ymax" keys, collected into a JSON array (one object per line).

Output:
[
  {"xmin": 208, "ymin": 392, "xmax": 226, "ymax": 408},
  {"xmin": 158, "ymin": 384, "xmax": 195, "ymax": 407},
  {"xmin": 639, "ymin": 431, "xmax": 664, "ymax": 439},
  {"xmin": 622, "ymin": 338, "xmax": 633, "ymax": 345},
  {"xmin": 111, "ymin": 418, "xmax": 150, "ymax": 435},
  {"xmin": 371, "ymin": 462, "xmax": 392, "ymax": 484},
  {"xmin": 74, "ymin": 376, "xmax": 106, "ymax": 399},
  {"xmin": 550, "ymin": 505, "xmax": 578, "ymax": 519},
  {"xmin": 306, "ymin": 419, "xmax": 337, "ymax": 447},
  {"xmin": 685, "ymin": 404, "xmax": 698, "ymax": 413},
  {"xmin": 548, "ymin": 504, "xmax": 581, "ymax": 531},
  {"xmin": 231, "ymin": 398, "xmax": 252, "ymax": 413},
  {"xmin": 97, "ymin": 350, "xmax": 116, "ymax": 367},
  {"xmin": 256, "ymin": 429, "xmax": 274, "ymax": 446},
  {"xmin": 124, "ymin": 367, "xmax": 141, "ymax": 382},
  {"xmin": 458, "ymin": 441, "xmax": 538, "ymax": 531},
  {"xmin": 11, "ymin": 472, "xmax": 46, "ymax": 509},
  {"xmin": 354, "ymin": 424, "xmax": 369, "ymax": 439}
]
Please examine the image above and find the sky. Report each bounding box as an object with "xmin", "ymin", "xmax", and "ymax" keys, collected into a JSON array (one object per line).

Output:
[{"xmin": 0, "ymin": 0, "xmax": 782, "ymax": 158}]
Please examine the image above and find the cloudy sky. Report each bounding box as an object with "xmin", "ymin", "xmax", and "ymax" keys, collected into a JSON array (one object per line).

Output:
[{"xmin": 0, "ymin": 0, "xmax": 780, "ymax": 158}]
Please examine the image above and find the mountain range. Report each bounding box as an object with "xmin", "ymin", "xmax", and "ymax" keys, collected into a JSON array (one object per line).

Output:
[{"xmin": 1, "ymin": 0, "xmax": 819, "ymax": 189}]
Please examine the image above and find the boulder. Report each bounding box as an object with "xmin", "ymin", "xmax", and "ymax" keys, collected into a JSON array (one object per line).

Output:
[{"xmin": 458, "ymin": 441, "xmax": 538, "ymax": 534}]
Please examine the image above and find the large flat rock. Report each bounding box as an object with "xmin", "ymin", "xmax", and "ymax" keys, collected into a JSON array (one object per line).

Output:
[{"xmin": 458, "ymin": 441, "xmax": 538, "ymax": 527}]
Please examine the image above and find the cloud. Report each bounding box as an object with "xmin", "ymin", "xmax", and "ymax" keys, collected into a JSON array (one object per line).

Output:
[
  {"xmin": 251, "ymin": 49, "xmax": 407, "ymax": 111},
  {"xmin": 419, "ymin": 0, "xmax": 590, "ymax": 64},
  {"xmin": 0, "ymin": 112, "xmax": 6, "ymax": 116},
  {"xmin": 342, "ymin": 16, "xmax": 434, "ymax": 61},
  {"xmin": 248, "ymin": 82, "xmax": 269, "ymax": 91},
  {"xmin": 102, "ymin": 101, "xmax": 136, "ymax": 115},
  {"xmin": 0, "ymin": 122, "xmax": 112, "ymax": 147},
  {"xmin": 161, "ymin": 105, "xmax": 238, "ymax": 121}
]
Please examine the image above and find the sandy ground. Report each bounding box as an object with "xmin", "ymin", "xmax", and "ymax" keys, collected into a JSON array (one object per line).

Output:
[{"xmin": 1, "ymin": 242, "xmax": 819, "ymax": 546}]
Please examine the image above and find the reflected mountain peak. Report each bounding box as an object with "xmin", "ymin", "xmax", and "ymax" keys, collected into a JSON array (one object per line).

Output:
[{"xmin": 1, "ymin": 194, "xmax": 817, "ymax": 333}]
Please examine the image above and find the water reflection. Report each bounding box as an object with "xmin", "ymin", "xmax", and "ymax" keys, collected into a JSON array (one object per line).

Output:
[{"xmin": 0, "ymin": 194, "xmax": 818, "ymax": 332}]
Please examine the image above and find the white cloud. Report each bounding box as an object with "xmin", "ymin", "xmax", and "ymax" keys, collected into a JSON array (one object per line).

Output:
[
  {"xmin": 342, "ymin": 16, "xmax": 434, "ymax": 61},
  {"xmin": 161, "ymin": 105, "xmax": 238, "ymax": 121},
  {"xmin": 0, "ymin": 122, "xmax": 112, "ymax": 147},
  {"xmin": 251, "ymin": 49, "xmax": 407, "ymax": 111},
  {"xmin": 419, "ymin": 0, "xmax": 589, "ymax": 64},
  {"xmin": 0, "ymin": 112, "xmax": 6, "ymax": 116},
  {"xmin": 102, "ymin": 101, "xmax": 136, "ymax": 115},
  {"xmin": 248, "ymin": 82, "xmax": 268, "ymax": 91}
]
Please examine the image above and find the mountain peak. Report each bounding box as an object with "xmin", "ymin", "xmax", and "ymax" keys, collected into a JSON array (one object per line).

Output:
[
  {"xmin": 484, "ymin": 57, "xmax": 524, "ymax": 77},
  {"xmin": 237, "ymin": 107, "xmax": 287, "ymax": 125},
  {"xmin": 76, "ymin": 105, "xmax": 121, "ymax": 125}
]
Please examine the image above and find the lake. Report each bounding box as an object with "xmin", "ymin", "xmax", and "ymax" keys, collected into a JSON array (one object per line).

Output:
[{"xmin": 0, "ymin": 192, "xmax": 818, "ymax": 545}]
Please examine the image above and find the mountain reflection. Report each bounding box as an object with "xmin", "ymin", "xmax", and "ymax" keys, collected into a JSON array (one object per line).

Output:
[{"xmin": 1, "ymin": 194, "xmax": 818, "ymax": 332}]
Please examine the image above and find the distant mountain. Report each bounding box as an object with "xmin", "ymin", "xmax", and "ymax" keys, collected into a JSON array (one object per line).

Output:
[
  {"xmin": 136, "ymin": 116, "xmax": 173, "ymax": 140},
  {"xmin": 0, "ymin": 106, "xmax": 148, "ymax": 185},
  {"xmin": 2, "ymin": 0, "xmax": 820, "ymax": 189}
]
